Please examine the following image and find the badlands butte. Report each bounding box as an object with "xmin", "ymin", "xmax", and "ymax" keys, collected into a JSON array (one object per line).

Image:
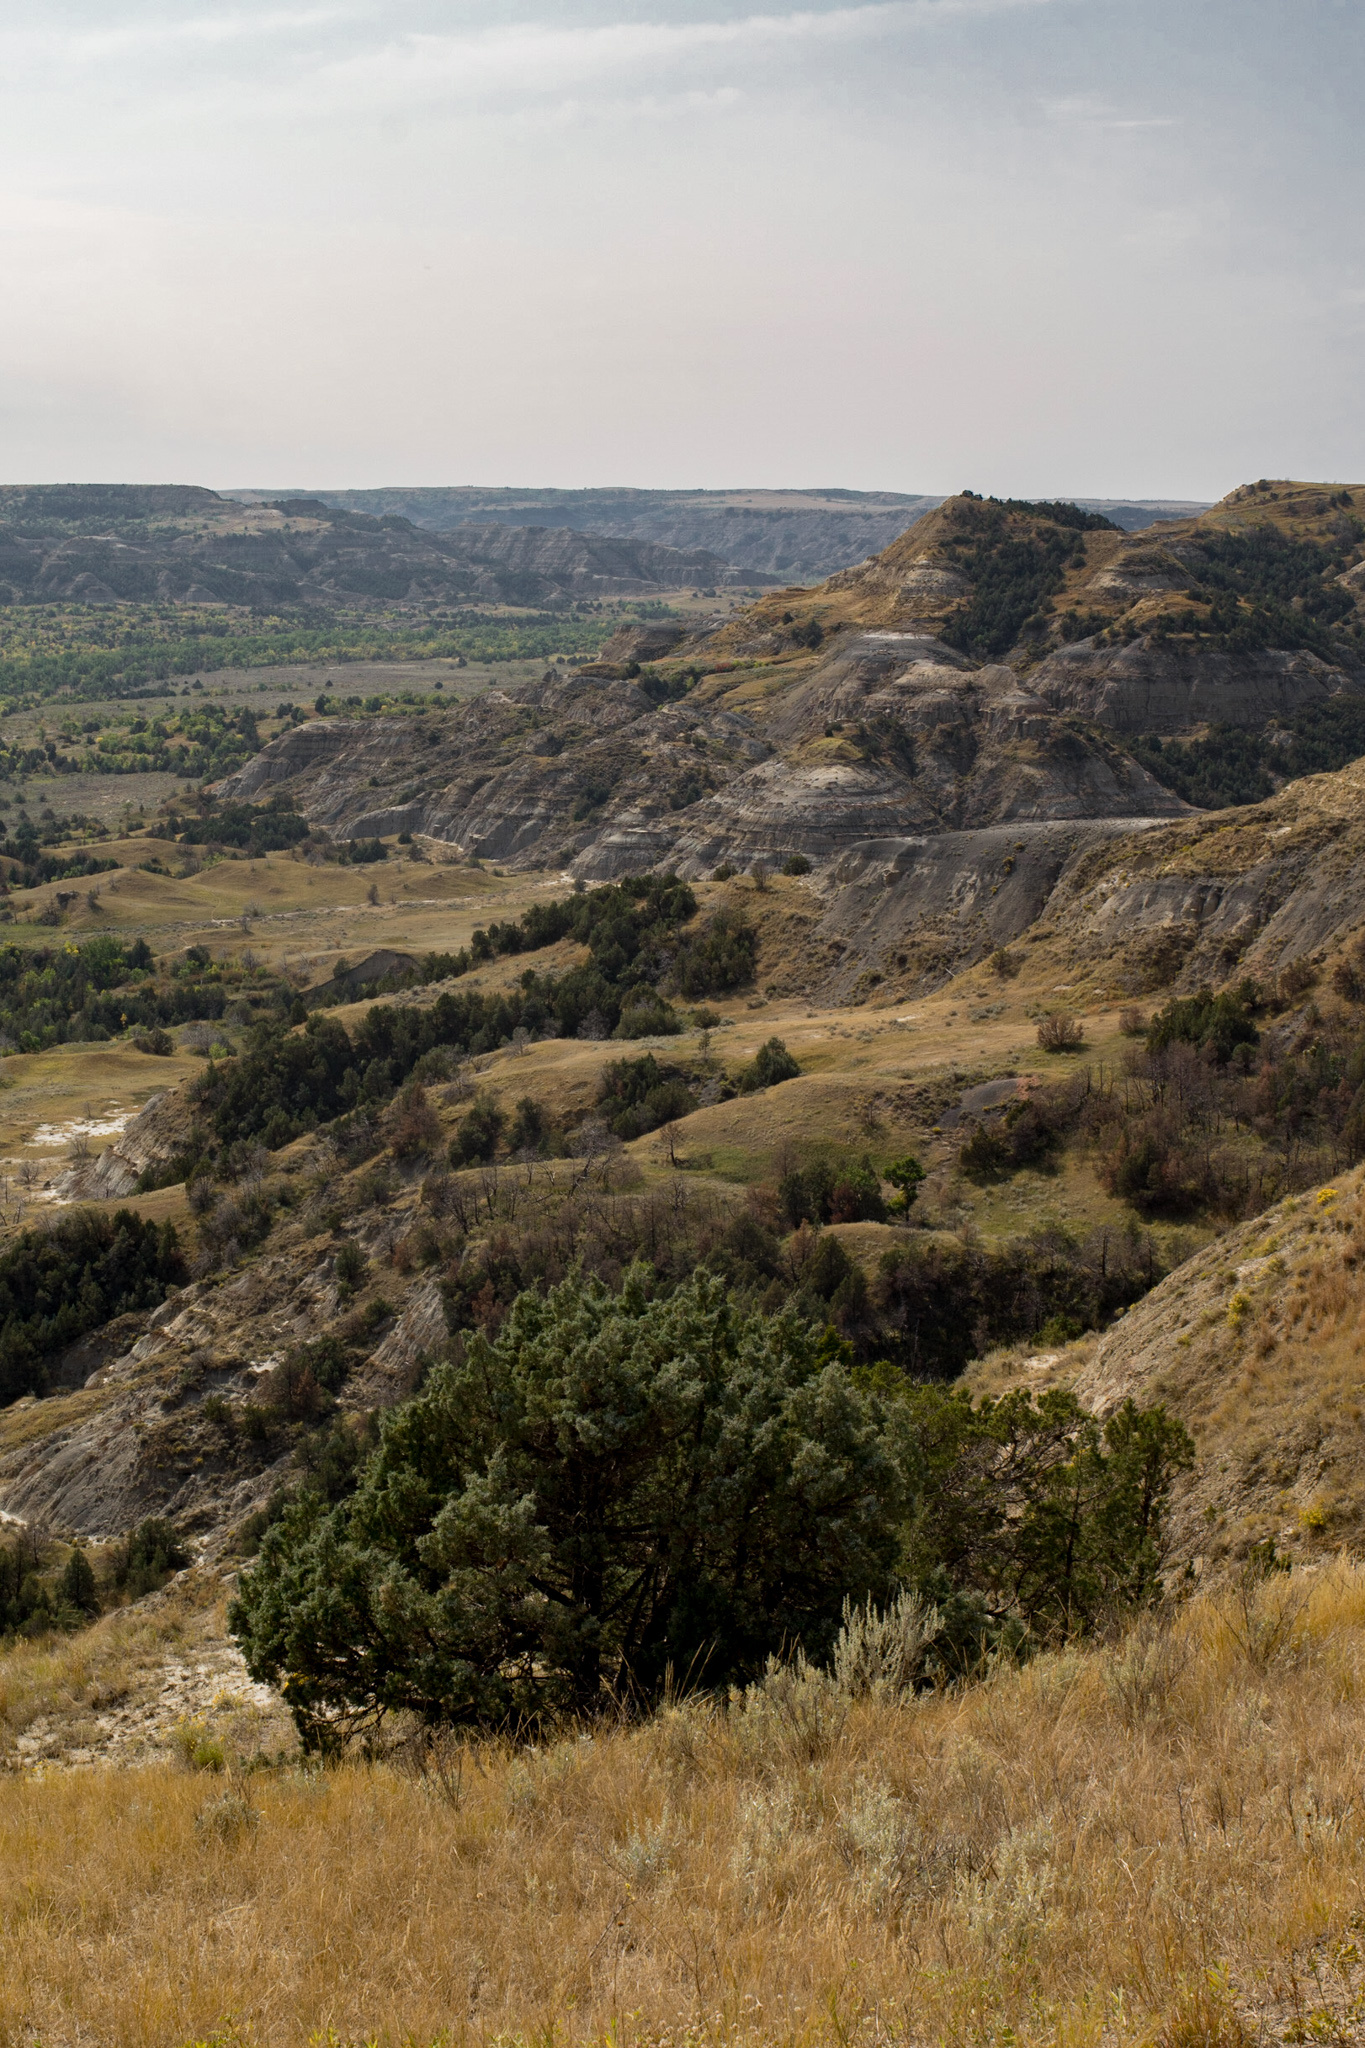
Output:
[
  {"xmin": 225, "ymin": 478, "xmax": 1365, "ymax": 993},
  {"xmin": 2, "ymin": 478, "xmax": 1365, "ymax": 1748}
]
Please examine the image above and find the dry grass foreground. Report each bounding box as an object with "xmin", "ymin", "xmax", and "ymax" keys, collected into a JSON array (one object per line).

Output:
[{"xmin": 6, "ymin": 1569, "xmax": 1365, "ymax": 2046}]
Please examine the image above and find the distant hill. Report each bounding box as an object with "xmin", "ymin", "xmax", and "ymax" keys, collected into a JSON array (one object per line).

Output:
[
  {"xmin": 232, "ymin": 487, "xmax": 1214, "ymax": 581},
  {"xmin": 0, "ymin": 484, "xmax": 222, "ymax": 526},
  {"xmin": 0, "ymin": 487, "xmax": 771, "ymax": 608}
]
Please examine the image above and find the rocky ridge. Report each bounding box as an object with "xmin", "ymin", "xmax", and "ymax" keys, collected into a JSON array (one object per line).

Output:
[
  {"xmin": 217, "ymin": 641, "xmax": 1190, "ymax": 992},
  {"xmin": 292, "ymin": 487, "xmax": 1215, "ymax": 578},
  {"xmin": 1003, "ymin": 754, "xmax": 1365, "ymax": 998},
  {"xmin": 694, "ymin": 482, "xmax": 1365, "ymax": 737},
  {"xmin": 0, "ymin": 1202, "xmax": 448, "ymax": 1547}
]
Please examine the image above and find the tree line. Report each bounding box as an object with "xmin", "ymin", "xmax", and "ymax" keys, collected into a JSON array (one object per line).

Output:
[
  {"xmin": 937, "ymin": 498, "xmax": 1116, "ymax": 660},
  {"xmin": 1132, "ymin": 695, "xmax": 1365, "ymax": 811},
  {"xmin": 0, "ymin": 935, "xmax": 268, "ymax": 1053},
  {"xmin": 0, "ymin": 1517, "xmax": 186, "ymax": 1640}
]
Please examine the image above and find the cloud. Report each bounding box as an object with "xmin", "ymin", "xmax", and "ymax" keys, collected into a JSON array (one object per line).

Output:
[
  {"xmin": 1043, "ymin": 94, "xmax": 1174, "ymax": 129},
  {"xmin": 4, "ymin": 2, "xmax": 1067, "ymax": 109},
  {"xmin": 216, "ymin": 0, "xmax": 1074, "ymax": 129},
  {"xmin": 0, "ymin": 7, "xmax": 354, "ymax": 62},
  {"xmin": 0, "ymin": 0, "xmax": 1097, "ymax": 161}
]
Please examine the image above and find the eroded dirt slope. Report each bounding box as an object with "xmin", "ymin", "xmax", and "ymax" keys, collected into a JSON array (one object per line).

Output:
[{"xmin": 985, "ymin": 1168, "xmax": 1365, "ymax": 1580}]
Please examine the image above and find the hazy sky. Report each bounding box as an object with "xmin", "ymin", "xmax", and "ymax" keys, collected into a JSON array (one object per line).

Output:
[{"xmin": 2, "ymin": 1, "xmax": 1362, "ymax": 498}]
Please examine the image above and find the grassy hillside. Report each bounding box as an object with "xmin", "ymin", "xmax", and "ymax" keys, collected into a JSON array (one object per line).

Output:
[{"xmin": 2, "ymin": 1562, "xmax": 1364, "ymax": 2045}]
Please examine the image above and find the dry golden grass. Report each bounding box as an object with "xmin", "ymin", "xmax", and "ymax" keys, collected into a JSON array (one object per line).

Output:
[
  {"xmin": 0, "ymin": 1035, "xmax": 201, "ymax": 1158},
  {"xmin": 0, "ymin": 837, "xmax": 1131, "ymax": 1242},
  {"xmin": 1045, "ymin": 1170, "xmax": 1365, "ymax": 1570},
  {"xmin": 6, "ymin": 1566, "xmax": 1365, "ymax": 2046},
  {"xmin": 0, "ymin": 849, "xmax": 526, "ymax": 1204},
  {"xmin": 0, "ymin": 1572, "xmax": 290, "ymax": 1772},
  {"xmin": 2, "ymin": 831, "xmax": 508, "ymax": 978},
  {"xmin": 0, "ymin": 1384, "xmax": 110, "ymax": 1456}
]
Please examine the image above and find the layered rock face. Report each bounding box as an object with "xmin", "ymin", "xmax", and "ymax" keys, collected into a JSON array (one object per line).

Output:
[
  {"xmin": 216, "ymin": 636, "xmax": 1194, "ymax": 993},
  {"xmin": 1030, "ymin": 640, "xmax": 1356, "ymax": 735},
  {"xmin": 219, "ymin": 628, "xmax": 1188, "ymax": 883},
  {"xmin": 0, "ymin": 1256, "xmax": 447, "ymax": 1545},
  {"xmin": 753, "ymin": 633, "xmax": 1186, "ymax": 827},
  {"xmin": 220, "ymin": 673, "xmax": 774, "ymax": 871},
  {"xmin": 807, "ymin": 818, "xmax": 1167, "ymax": 1000},
  {"xmin": 52, "ymin": 1091, "xmax": 187, "ymax": 1204},
  {"xmin": 1033, "ymin": 755, "xmax": 1365, "ymax": 994}
]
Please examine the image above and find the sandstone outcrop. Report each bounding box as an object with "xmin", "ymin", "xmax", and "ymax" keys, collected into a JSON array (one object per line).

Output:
[{"xmin": 52, "ymin": 1090, "xmax": 198, "ymax": 1204}]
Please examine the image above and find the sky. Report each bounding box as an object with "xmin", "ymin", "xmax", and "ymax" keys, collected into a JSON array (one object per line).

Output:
[{"xmin": 1, "ymin": 1, "xmax": 1362, "ymax": 499}]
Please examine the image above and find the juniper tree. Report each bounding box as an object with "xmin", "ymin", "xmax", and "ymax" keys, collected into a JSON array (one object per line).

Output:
[
  {"xmin": 59, "ymin": 1544, "xmax": 98, "ymax": 1617},
  {"xmin": 231, "ymin": 1265, "xmax": 901, "ymax": 1747}
]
